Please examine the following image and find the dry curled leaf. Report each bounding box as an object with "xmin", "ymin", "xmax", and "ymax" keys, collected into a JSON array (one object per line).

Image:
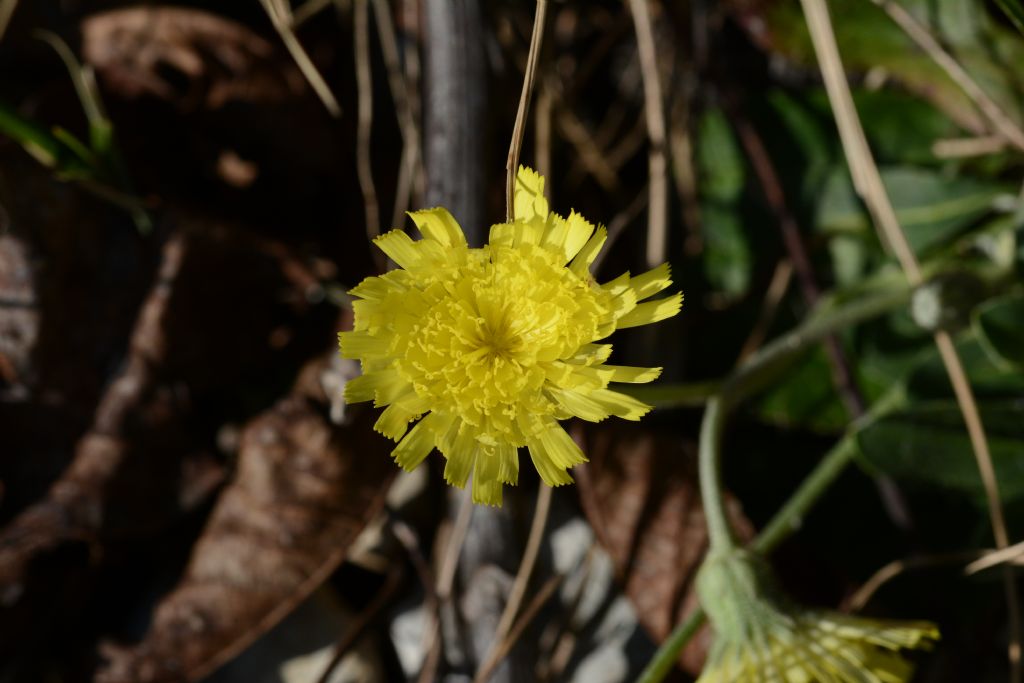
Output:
[
  {"xmin": 96, "ymin": 371, "xmax": 395, "ymax": 683},
  {"xmin": 575, "ymin": 423, "xmax": 755, "ymax": 675},
  {"xmin": 0, "ymin": 220, "xmax": 325, "ymax": 667},
  {"xmin": 81, "ymin": 7, "xmax": 303, "ymax": 110}
]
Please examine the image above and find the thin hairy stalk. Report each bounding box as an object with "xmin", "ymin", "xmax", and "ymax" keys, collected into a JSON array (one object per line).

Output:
[
  {"xmin": 260, "ymin": 0, "xmax": 341, "ymax": 117},
  {"xmin": 639, "ymin": 287, "xmax": 910, "ymax": 682},
  {"xmin": 731, "ymin": 107, "xmax": 913, "ymax": 528},
  {"xmin": 472, "ymin": 485, "xmax": 554, "ymax": 683},
  {"xmin": 626, "ymin": 0, "xmax": 669, "ymax": 268},
  {"xmin": 354, "ymin": 0, "xmax": 382, "ymax": 270},
  {"xmin": 800, "ymin": 0, "xmax": 1020, "ymax": 675},
  {"xmin": 700, "ymin": 286, "xmax": 911, "ymax": 551},
  {"xmin": 638, "ymin": 384, "xmax": 906, "ymax": 682},
  {"xmin": 870, "ymin": 0, "xmax": 1024, "ymax": 152},
  {"xmin": 506, "ymin": 0, "xmax": 548, "ymax": 221}
]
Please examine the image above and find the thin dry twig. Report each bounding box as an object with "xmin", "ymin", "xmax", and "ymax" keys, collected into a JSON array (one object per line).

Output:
[
  {"xmin": 260, "ymin": 0, "xmax": 342, "ymax": 118},
  {"xmin": 591, "ymin": 185, "xmax": 649, "ymax": 274},
  {"xmin": 506, "ymin": 0, "xmax": 548, "ymax": 221},
  {"xmin": 933, "ymin": 135, "xmax": 1007, "ymax": 158},
  {"xmin": 436, "ymin": 492, "xmax": 474, "ymax": 600},
  {"xmin": 473, "ymin": 485, "xmax": 553, "ymax": 683},
  {"xmin": 668, "ymin": 90, "xmax": 702, "ymax": 254},
  {"xmin": 473, "ymin": 574, "xmax": 564, "ymax": 683},
  {"xmin": 390, "ymin": 518, "xmax": 445, "ymax": 683},
  {"xmin": 800, "ymin": 0, "xmax": 1021, "ymax": 676},
  {"xmin": 371, "ymin": 0, "xmax": 424, "ymax": 230},
  {"xmin": 0, "ymin": 0, "xmax": 19, "ymax": 43},
  {"xmin": 292, "ymin": 0, "xmax": 332, "ymax": 27},
  {"xmin": 736, "ymin": 259, "xmax": 794, "ymax": 362},
  {"xmin": 966, "ymin": 539, "xmax": 1024, "ymax": 575},
  {"xmin": 354, "ymin": 0, "xmax": 383, "ymax": 270},
  {"xmin": 849, "ymin": 551, "xmax": 988, "ymax": 611},
  {"xmin": 870, "ymin": 0, "xmax": 1024, "ymax": 152},
  {"xmin": 626, "ymin": 0, "xmax": 669, "ymax": 268},
  {"xmin": 315, "ymin": 565, "xmax": 405, "ymax": 683},
  {"xmin": 730, "ymin": 104, "xmax": 913, "ymax": 528},
  {"xmin": 534, "ymin": 85, "xmax": 553, "ymax": 184}
]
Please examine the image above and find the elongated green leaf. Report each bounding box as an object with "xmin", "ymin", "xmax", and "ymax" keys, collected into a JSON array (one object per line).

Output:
[
  {"xmin": 974, "ymin": 291, "xmax": 1024, "ymax": 369},
  {"xmin": 856, "ymin": 401, "xmax": 1024, "ymax": 504}
]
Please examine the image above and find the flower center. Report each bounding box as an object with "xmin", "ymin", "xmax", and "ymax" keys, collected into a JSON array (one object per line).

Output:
[{"xmin": 389, "ymin": 243, "xmax": 607, "ymax": 444}]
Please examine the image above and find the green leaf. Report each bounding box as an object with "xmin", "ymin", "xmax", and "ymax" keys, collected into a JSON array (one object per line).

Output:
[
  {"xmin": 760, "ymin": 0, "xmax": 1024, "ymax": 135},
  {"xmin": 701, "ymin": 204, "xmax": 752, "ymax": 297},
  {"xmin": 697, "ymin": 109, "xmax": 744, "ymax": 203},
  {"xmin": 993, "ymin": 0, "xmax": 1024, "ymax": 36},
  {"xmin": 755, "ymin": 346, "xmax": 850, "ymax": 433},
  {"xmin": 856, "ymin": 401, "xmax": 1024, "ymax": 505},
  {"xmin": 816, "ymin": 166, "xmax": 1008, "ymax": 254},
  {"xmin": 974, "ymin": 291, "xmax": 1024, "ymax": 369},
  {"xmin": 905, "ymin": 332, "xmax": 1024, "ymax": 401}
]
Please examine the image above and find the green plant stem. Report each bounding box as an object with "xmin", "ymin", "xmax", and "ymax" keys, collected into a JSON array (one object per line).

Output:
[
  {"xmin": 638, "ymin": 283, "xmax": 911, "ymax": 683},
  {"xmin": 700, "ymin": 284, "xmax": 911, "ymax": 553}
]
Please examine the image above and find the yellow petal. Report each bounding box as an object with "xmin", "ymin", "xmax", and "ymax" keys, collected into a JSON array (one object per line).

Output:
[
  {"xmin": 630, "ymin": 262, "xmax": 673, "ymax": 301},
  {"xmin": 548, "ymin": 386, "xmax": 611, "ymax": 422},
  {"xmin": 348, "ymin": 275, "xmax": 399, "ymax": 301},
  {"xmin": 616, "ymin": 291, "xmax": 683, "ymax": 329},
  {"xmin": 495, "ymin": 443, "xmax": 519, "ymax": 484},
  {"xmin": 391, "ymin": 414, "xmax": 440, "ymax": 470},
  {"xmin": 472, "ymin": 451, "xmax": 503, "ymax": 506},
  {"xmin": 569, "ymin": 225, "xmax": 608, "ymax": 277},
  {"xmin": 604, "ymin": 365, "xmax": 663, "ymax": 383},
  {"xmin": 589, "ymin": 388, "xmax": 651, "ymax": 420},
  {"xmin": 409, "ymin": 207, "xmax": 467, "ymax": 247},
  {"xmin": 514, "ymin": 165, "xmax": 549, "ymax": 221},
  {"xmin": 338, "ymin": 330, "xmax": 387, "ymax": 359},
  {"xmin": 442, "ymin": 424, "xmax": 478, "ymax": 488},
  {"xmin": 373, "ymin": 229, "xmax": 421, "ymax": 269},
  {"xmin": 343, "ymin": 368, "xmax": 403, "ymax": 404}
]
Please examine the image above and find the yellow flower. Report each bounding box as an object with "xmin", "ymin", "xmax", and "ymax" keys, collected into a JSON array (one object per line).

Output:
[
  {"xmin": 339, "ymin": 167, "xmax": 681, "ymax": 505},
  {"xmin": 697, "ymin": 549, "xmax": 939, "ymax": 683}
]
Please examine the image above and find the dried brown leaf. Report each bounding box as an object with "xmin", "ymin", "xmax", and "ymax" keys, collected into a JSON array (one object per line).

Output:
[
  {"xmin": 575, "ymin": 423, "xmax": 755, "ymax": 675},
  {"xmin": 81, "ymin": 7, "xmax": 302, "ymax": 110},
  {"xmin": 95, "ymin": 377, "xmax": 395, "ymax": 683}
]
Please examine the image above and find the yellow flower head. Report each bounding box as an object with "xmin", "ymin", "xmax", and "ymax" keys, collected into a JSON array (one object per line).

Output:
[
  {"xmin": 696, "ymin": 548, "xmax": 939, "ymax": 683},
  {"xmin": 339, "ymin": 167, "xmax": 682, "ymax": 505}
]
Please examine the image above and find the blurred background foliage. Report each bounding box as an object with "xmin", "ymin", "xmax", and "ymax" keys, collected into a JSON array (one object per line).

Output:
[{"xmin": 1, "ymin": 0, "xmax": 1024, "ymax": 681}]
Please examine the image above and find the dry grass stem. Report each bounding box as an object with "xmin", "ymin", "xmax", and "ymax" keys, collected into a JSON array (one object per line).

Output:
[
  {"xmin": 0, "ymin": 0, "xmax": 18, "ymax": 43},
  {"xmin": 354, "ymin": 0, "xmax": 382, "ymax": 270},
  {"xmin": 371, "ymin": 0, "xmax": 424, "ymax": 229},
  {"xmin": 472, "ymin": 574, "xmax": 564, "ymax": 683},
  {"xmin": 933, "ymin": 135, "xmax": 1007, "ymax": 158},
  {"xmin": 736, "ymin": 259, "xmax": 794, "ymax": 362},
  {"xmin": 800, "ymin": 0, "xmax": 1021, "ymax": 676},
  {"xmin": 506, "ymin": 0, "xmax": 548, "ymax": 221},
  {"xmin": 849, "ymin": 551, "xmax": 989, "ymax": 611},
  {"xmin": 966, "ymin": 538, "xmax": 1024, "ymax": 574},
  {"xmin": 474, "ymin": 484, "xmax": 553, "ymax": 683},
  {"xmin": 626, "ymin": 0, "xmax": 669, "ymax": 268},
  {"xmin": 534, "ymin": 85, "xmax": 553, "ymax": 184},
  {"xmin": 260, "ymin": 0, "xmax": 342, "ymax": 117},
  {"xmin": 871, "ymin": 0, "xmax": 1024, "ymax": 152}
]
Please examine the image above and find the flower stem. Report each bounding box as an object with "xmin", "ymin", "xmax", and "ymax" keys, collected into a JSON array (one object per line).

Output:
[
  {"xmin": 638, "ymin": 283, "xmax": 911, "ymax": 683},
  {"xmin": 699, "ymin": 284, "xmax": 911, "ymax": 553}
]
